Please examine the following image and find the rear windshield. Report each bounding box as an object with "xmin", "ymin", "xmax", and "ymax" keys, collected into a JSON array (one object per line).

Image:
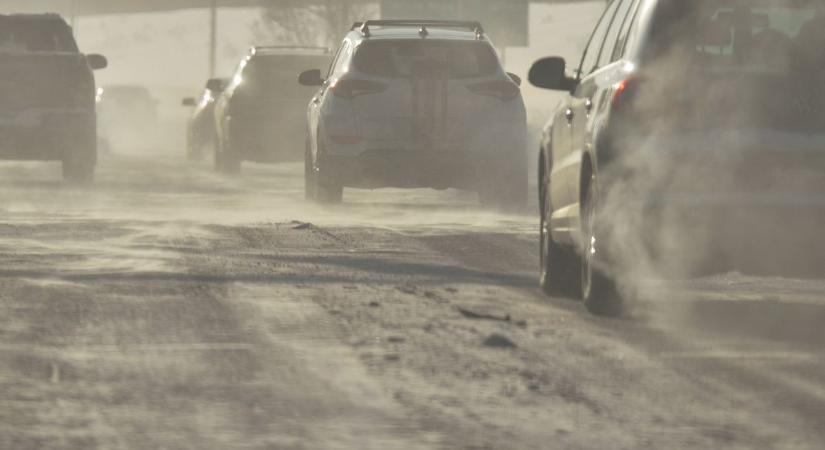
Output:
[
  {"xmin": 248, "ymin": 55, "xmax": 330, "ymax": 79},
  {"xmin": 244, "ymin": 55, "xmax": 330, "ymax": 98},
  {"xmin": 0, "ymin": 18, "xmax": 77, "ymax": 53},
  {"xmin": 353, "ymin": 40, "xmax": 500, "ymax": 79},
  {"xmin": 648, "ymin": 1, "xmax": 823, "ymax": 71}
]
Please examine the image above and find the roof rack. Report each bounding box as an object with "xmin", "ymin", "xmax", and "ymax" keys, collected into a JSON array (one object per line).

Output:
[
  {"xmin": 0, "ymin": 13, "xmax": 63, "ymax": 19},
  {"xmin": 351, "ymin": 20, "xmax": 485, "ymax": 39},
  {"xmin": 250, "ymin": 45, "xmax": 331, "ymax": 55}
]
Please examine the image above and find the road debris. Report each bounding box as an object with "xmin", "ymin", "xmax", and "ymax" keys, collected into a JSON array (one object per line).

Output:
[{"xmin": 482, "ymin": 334, "xmax": 517, "ymax": 349}]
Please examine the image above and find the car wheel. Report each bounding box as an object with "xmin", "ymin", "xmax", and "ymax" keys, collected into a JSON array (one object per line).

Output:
[
  {"xmin": 581, "ymin": 176, "xmax": 623, "ymax": 317},
  {"xmin": 186, "ymin": 134, "xmax": 202, "ymax": 162},
  {"xmin": 312, "ymin": 151, "xmax": 343, "ymax": 205},
  {"xmin": 478, "ymin": 157, "xmax": 527, "ymax": 212},
  {"xmin": 222, "ymin": 139, "xmax": 242, "ymax": 175},
  {"xmin": 540, "ymin": 177, "xmax": 581, "ymax": 297},
  {"xmin": 304, "ymin": 139, "xmax": 316, "ymax": 201},
  {"xmin": 313, "ymin": 163, "xmax": 343, "ymax": 204},
  {"xmin": 213, "ymin": 140, "xmax": 223, "ymax": 172},
  {"xmin": 62, "ymin": 134, "xmax": 97, "ymax": 184},
  {"xmin": 216, "ymin": 136, "xmax": 241, "ymax": 175}
]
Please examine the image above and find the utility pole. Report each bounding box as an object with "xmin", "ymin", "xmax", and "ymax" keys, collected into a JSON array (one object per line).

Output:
[{"xmin": 209, "ymin": 0, "xmax": 218, "ymax": 78}]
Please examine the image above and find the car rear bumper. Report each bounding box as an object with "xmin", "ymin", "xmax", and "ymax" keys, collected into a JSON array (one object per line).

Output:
[
  {"xmin": 322, "ymin": 150, "xmax": 517, "ymax": 190},
  {"xmin": 231, "ymin": 114, "xmax": 305, "ymax": 163},
  {"xmin": 0, "ymin": 109, "xmax": 95, "ymax": 160}
]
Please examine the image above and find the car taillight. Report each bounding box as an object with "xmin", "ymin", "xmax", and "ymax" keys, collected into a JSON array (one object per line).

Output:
[
  {"xmin": 467, "ymin": 80, "xmax": 520, "ymax": 101},
  {"xmin": 330, "ymin": 79, "xmax": 388, "ymax": 99},
  {"xmin": 612, "ymin": 76, "xmax": 643, "ymax": 110}
]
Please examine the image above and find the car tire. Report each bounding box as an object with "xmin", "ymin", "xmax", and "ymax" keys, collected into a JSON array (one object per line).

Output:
[
  {"xmin": 215, "ymin": 136, "xmax": 241, "ymax": 175},
  {"xmin": 315, "ymin": 180, "xmax": 343, "ymax": 204},
  {"xmin": 539, "ymin": 175, "xmax": 581, "ymax": 298},
  {"xmin": 62, "ymin": 139, "xmax": 96, "ymax": 184},
  {"xmin": 581, "ymin": 176, "xmax": 623, "ymax": 317},
  {"xmin": 186, "ymin": 134, "xmax": 201, "ymax": 162},
  {"xmin": 304, "ymin": 140, "xmax": 316, "ymax": 201},
  {"xmin": 478, "ymin": 158, "xmax": 528, "ymax": 212},
  {"xmin": 313, "ymin": 160, "xmax": 343, "ymax": 204},
  {"xmin": 213, "ymin": 141, "xmax": 223, "ymax": 172},
  {"xmin": 309, "ymin": 137, "xmax": 343, "ymax": 204},
  {"xmin": 222, "ymin": 141, "xmax": 241, "ymax": 175}
]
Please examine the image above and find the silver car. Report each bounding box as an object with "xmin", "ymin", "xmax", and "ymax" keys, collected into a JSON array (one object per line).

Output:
[{"xmin": 299, "ymin": 20, "xmax": 528, "ymax": 207}]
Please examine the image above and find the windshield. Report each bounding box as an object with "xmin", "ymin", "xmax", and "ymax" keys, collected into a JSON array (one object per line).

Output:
[
  {"xmin": 353, "ymin": 40, "xmax": 500, "ymax": 79},
  {"xmin": 0, "ymin": 18, "xmax": 77, "ymax": 53},
  {"xmin": 649, "ymin": 1, "xmax": 823, "ymax": 71}
]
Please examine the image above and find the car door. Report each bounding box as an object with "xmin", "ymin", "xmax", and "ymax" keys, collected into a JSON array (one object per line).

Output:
[
  {"xmin": 309, "ymin": 40, "xmax": 351, "ymax": 157},
  {"xmin": 550, "ymin": 0, "xmax": 621, "ymax": 242},
  {"xmin": 568, "ymin": 0, "xmax": 636, "ymax": 220}
]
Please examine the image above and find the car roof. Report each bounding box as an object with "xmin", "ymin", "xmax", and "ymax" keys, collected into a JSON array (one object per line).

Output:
[
  {"xmin": 353, "ymin": 28, "xmax": 486, "ymax": 41},
  {"xmin": 0, "ymin": 13, "xmax": 68, "ymax": 24}
]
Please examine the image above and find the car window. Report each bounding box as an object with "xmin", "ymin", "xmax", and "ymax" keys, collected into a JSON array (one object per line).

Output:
[
  {"xmin": 353, "ymin": 40, "xmax": 499, "ymax": 79},
  {"xmin": 578, "ymin": 0, "xmax": 620, "ymax": 77},
  {"xmin": 611, "ymin": 0, "xmax": 643, "ymax": 62},
  {"xmin": 648, "ymin": 1, "xmax": 821, "ymax": 71},
  {"xmin": 0, "ymin": 18, "xmax": 77, "ymax": 52},
  {"xmin": 247, "ymin": 55, "xmax": 332, "ymax": 99},
  {"xmin": 331, "ymin": 41, "xmax": 352, "ymax": 76},
  {"xmin": 597, "ymin": 0, "xmax": 637, "ymax": 68},
  {"xmin": 326, "ymin": 42, "xmax": 346, "ymax": 77}
]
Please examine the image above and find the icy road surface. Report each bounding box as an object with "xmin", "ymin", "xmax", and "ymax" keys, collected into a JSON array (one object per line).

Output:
[{"xmin": 0, "ymin": 153, "xmax": 823, "ymax": 449}]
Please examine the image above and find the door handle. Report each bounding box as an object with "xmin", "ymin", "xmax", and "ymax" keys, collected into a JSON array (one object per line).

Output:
[
  {"xmin": 584, "ymin": 98, "xmax": 593, "ymax": 114},
  {"xmin": 564, "ymin": 108, "xmax": 574, "ymax": 122}
]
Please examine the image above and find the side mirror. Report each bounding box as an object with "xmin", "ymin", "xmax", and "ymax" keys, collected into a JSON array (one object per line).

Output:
[
  {"xmin": 529, "ymin": 57, "xmax": 575, "ymax": 91},
  {"xmin": 299, "ymin": 69, "xmax": 324, "ymax": 87},
  {"xmin": 87, "ymin": 54, "xmax": 108, "ymax": 70},
  {"xmin": 507, "ymin": 72, "xmax": 522, "ymax": 87},
  {"xmin": 206, "ymin": 78, "xmax": 227, "ymax": 92},
  {"xmin": 182, "ymin": 97, "xmax": 197, "ymax": 107}
]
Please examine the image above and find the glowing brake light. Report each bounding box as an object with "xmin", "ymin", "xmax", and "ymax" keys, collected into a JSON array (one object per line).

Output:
[
  {"xmin": 330, "ymin": 79, "xmax": 388, "ymax": 99},
  {"xmin": 467, "ymin": 80, "xmax": 521, "ymax": 101},
  {"xmin": 612, "ymin": 76, "xmax": 643, "ymax": 109}
]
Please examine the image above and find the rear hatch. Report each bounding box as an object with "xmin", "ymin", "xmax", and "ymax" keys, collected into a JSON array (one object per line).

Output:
[
  {"xmin": 0, "ymin": 15, "xmax": 92, "ymax": 113},
  {"xmin": 343, "ymin": 39, "xmax": 519, "ymax": 151},
  {"xmin": 0, "ymin": 52, "xmax": 94, "ymax": 112}
]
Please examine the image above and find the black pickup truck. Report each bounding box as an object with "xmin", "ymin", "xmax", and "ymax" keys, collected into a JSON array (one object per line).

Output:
[{"xmin": 0, "ymin": 14, "xmax": 107, "ymax": 182}]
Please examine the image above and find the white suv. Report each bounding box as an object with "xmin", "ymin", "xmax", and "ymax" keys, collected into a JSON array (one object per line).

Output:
[{"xmin": 299, "ymin": 20, "xmax": 527, "ymax": 207}]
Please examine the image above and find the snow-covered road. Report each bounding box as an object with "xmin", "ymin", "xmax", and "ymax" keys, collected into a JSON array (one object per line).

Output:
[{"xmin": 0, "ymin": 152, "xmax": 823, "ymax": 449}]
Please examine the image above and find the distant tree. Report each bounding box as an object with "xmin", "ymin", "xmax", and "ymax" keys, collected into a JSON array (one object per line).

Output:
[{"xmin": 254, "ymin": 0, "xmax": 378, "ymax": 48}]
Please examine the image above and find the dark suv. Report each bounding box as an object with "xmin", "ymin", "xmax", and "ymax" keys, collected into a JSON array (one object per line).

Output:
[
  {"xmin": 213, "ymin": 46, "xmax": 331, "ymax": 174},
  {"xmin": 530, "ymin": 0, "xmax": 825, "ymax": 315},
  {"xmin": 0, "ymin": 14, "xmax": 107, "ymax": 182}
]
